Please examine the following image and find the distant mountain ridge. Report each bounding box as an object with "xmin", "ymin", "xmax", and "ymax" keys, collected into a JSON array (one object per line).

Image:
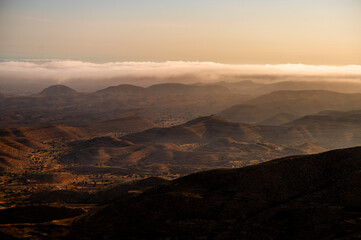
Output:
[
  {"xmin": 220, "ymin": 90, "xmax": 361, "ymax": 123},
  {"xmin": 0, "ymin": 83, "xmax": 247, "ymax": 128}
]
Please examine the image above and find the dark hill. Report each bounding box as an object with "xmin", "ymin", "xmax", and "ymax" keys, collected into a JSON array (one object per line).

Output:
[
  {"xmin": 39, "ymin": 85, "xmax": 78, "ymax": 97},
  {"xmin": 71, "ymin": 146, "xmax": 361, "ymax": 239}
]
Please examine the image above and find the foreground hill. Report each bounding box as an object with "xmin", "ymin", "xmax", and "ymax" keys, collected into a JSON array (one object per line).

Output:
[
  {"xmin": 71, "ymin": 146, "xmax": 361, "ymax": 239},
  {"xmin": 220, "ymin": 90, "xmax": 361, "ymax": 123}
]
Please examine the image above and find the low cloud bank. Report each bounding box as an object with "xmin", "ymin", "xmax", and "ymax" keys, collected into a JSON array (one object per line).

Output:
[
  {"xmin": 1, "ymin": 60, "xmax": 361, "ymax": 83},
  {"xmin": 0, "ymin": 60, "xmax": 361, "ymax": 94}
]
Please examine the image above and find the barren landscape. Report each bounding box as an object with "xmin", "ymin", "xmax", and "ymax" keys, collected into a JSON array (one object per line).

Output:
[{"xmin": 1, "ymin": 0, "xmax": 360, "ymax": 239}]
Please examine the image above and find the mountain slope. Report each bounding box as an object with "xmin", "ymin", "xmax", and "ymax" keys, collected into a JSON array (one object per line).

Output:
[
  {"xmin": 0, "ymin": 125, "xmax": 90, "ymax": 172},
  {"xmin": 71, "ymin": 146, "xmax": 361, "ymax": 239}
]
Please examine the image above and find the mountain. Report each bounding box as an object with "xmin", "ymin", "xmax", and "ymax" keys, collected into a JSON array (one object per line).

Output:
[
  {"xmin": 94, "ymin": 83, "xmax": 231, "ymax": 96},
  {"xmin": 217, "ymin": 80, "xmax": 361, "ymax": 95},
  {"xmin": 123, "ymin": 113, "xmax": 361, "ymax": 150},
  {"xmin": 258, "ymin": 112, "xmax": 299, "ymax": 125},
  {"xmin": 0, "ymin": 82, "xmax": 249, "ymax": 128},
  {"xmin": 146, "ymin": 83, "xmax": 231, "ymax": 95},
  {"xmin": 122, "ymin": 115, "xmax": 277, "ymax": 144},
  {"xmin": 59, "ymin": 116, "xmax": 325, "ymax": 176},
  {"xmin": 60, "ymin": 136, "xmax": 223, "ymax": 175},
  {"xmin": 94, "ymin": 84, "xmax": 144, "ymax": 97},
  {"xmin": 38, "ymin": 85, "xmax": 78, "ymax": 97},
  {"xmin": 283, "ymin": 110, "xmax": 361, "ymax": 148},
  {"xmin": 70, "ymin": 146, "xmax": 361, "ymax": 239},
  {"xmin": 220, "ymin": 90, "xmax": 361, "ymax": 123},
  {"xmin": 86, "ymin": 116, "xmax": 158, "ymax": 135}
]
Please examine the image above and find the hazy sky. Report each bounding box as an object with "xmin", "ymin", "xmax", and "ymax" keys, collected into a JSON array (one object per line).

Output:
[{"xmin": 0, "ymin": 0, "xmax": 360, "ymax": 64}]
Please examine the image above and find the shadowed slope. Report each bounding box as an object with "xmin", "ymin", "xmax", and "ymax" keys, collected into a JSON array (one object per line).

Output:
[{"xmin": 71, "ymin": 146, "xmax": 361, "ymax": 239}]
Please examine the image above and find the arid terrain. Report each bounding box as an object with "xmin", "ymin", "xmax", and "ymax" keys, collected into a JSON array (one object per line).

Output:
[
  {"xmin": 1, "ymin": 0, "xmax": 360, "ymax": 238},
  {"xmin": 1, "ymin": 82, "xmax": 361, "ymax": 239}
]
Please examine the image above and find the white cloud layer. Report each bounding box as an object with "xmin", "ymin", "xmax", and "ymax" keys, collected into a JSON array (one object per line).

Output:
[{"xmin": 1, "ymin": 60, "xmax": 361, "ymax": 84}]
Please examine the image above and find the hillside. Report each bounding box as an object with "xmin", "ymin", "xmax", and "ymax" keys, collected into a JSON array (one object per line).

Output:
[
  {"xmin": 86, "ymin": 116, "xmax": 158, "ymax": 135},
  {"xmin": 0, "ymin": 125, "xmax": 90, "ymax": 172},
  {"xmin": 70, "ymin": 146, "xmax": 361, "ymax": 239}
]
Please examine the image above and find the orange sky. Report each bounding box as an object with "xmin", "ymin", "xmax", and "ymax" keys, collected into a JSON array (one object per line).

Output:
[{"xmin": 0, "ymin": 0, "xmax": 360, "ymax": 65}]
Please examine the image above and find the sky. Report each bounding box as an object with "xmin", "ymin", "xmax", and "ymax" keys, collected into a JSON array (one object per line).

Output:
[{"xmin": 0, "ymin": 0, "xmax": 360, "ymax": 65}]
